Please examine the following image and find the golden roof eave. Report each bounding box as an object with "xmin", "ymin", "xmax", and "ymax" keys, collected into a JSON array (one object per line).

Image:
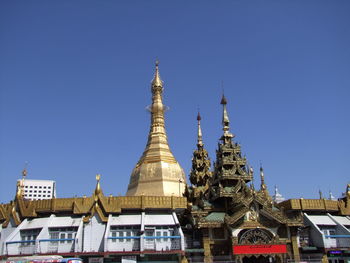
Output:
[{"xmin": 0, "ymin": 195, "xmax": 188, "ymax": 227}]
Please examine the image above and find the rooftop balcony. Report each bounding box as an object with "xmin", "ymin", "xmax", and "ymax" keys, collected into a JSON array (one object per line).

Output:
[
  {"xmin": 143, "ymin": 236, "xmax": 181, "ymax": 251},
  {"xmin": 105, "ymin": 235, "xmax": 181, "ymax": 253},
  {"xmin": 38, "ymin": 238, "xmax": 75, "ymax": 254},
  {"xmin": 106, "ymin": 236, "xmax": 140, "ymax": 252},
  {"xmin": 6, "ymin": 241, "xmax": 36, "ymax": 256}
]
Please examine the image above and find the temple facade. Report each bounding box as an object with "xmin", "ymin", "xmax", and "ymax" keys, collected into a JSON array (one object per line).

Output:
[{"xmin": 0, "ymin": 63, "xmax": 350, "ymax": 263}]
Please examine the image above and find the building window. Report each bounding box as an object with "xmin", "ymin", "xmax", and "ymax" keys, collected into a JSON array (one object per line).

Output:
[
  {"xmin": 49, "ymin": 227, "xmax": 77, "ymax": 244},
  {"xmin": 20, "ymin": 228, "xmax": 41, "ymax": 246},
  {"xmin": 110, "ymin": 226, "xmax": 139, "ymax": 243},
  {"xmin": 126, "ymin": 231, "xmax": 131, "ymax": 242},
  {"xmin": 163, "ymin": 231, "xmax": 168, "ymax": 241},
  {"xmin": 118, "ymin": 231, "xmax": 124, "ymax": 242},
  {"xmin": 111, "ymin": 231, "xmax": 117, "ymax": 243},
  {"xmin": 156, "ymin": 231, "xmax": 161, "ymax": 242},
  {"xmin": 67, "ymin": 233, "xmax": 73, "ymax": 243},
  {"xmin": 321, "ymin": 228, "xmax": 336, "ymax": 239},
  {"xmin": 49, "ymin": 232, "xmax": 59, "ymax": 245}
]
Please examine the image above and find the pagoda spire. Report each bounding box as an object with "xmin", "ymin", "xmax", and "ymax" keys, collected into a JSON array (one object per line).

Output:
[
  {"xmin": 259, "ymin": 165, "xmax": 272, "ymax": 202},
  {"xmin": 221, "ymin": 94, "xmax": 229, "ymax": 132},
  {"xmin": 190, "ymin": 112, "xmax": 211, "ymax": 188},
  {"xmin": 272, "ymin": 185, "xmax": 285, "ymax": 203},
  {"xmin": 151, "ymin": 60, "xmax": 163, "ymax": 89},
  {"xmin": 220, "ymin": 94, "xmax": 234, "ymax": 140},
  {"xmin": 136, "ymin": 61, "xmax": 175, "ymax": 164},
  {"xmin": 197, "ymin": 111, "xmax": 203, "ymax": 147},
  {"xmin": 127, "ymin": 61, "xmax": 186, "ymax": 196},
  {"xmin": 260, "ymin": 166, "xmax": 267, "ymax": 191}
]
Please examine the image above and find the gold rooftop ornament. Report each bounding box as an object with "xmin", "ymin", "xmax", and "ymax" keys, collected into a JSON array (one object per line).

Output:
[{"xmin": 126, "ymin": 61, "xmax": 186, "ymax": 196}]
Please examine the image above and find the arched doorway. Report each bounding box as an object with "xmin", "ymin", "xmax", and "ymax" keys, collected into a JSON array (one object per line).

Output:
[
  {"xmin": 239, "ymin": 228, "xmax": 273, "ymax": 244},
  {"xmin": 235, "ymin": 228, "xmax": 279, "ymax": 263}
]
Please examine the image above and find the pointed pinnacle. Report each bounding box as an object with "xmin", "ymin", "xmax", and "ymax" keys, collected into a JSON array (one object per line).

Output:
[
  {"xmin": 197, "ymin": 111, "xmax": 201, "ymax": 121},
  {"xmin": 151, "ymin": 60, "xmax": 163, "ymax": 88},
  {"xmin": 197, "ymin": 111, "xmax": 203, "ymax": 147},
  {"xmin": 221, "ymin": 95, "xmax": 230, "ymax": 133},
  {"xmin": 221, "ymin": 94, "xmax": 227, "ymax": 105}
]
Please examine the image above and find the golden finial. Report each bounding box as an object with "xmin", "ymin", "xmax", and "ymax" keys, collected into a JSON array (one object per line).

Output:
[
  {"xmin": 260, "ymin": 165, "xmax": 266, "ymax": 191},
  {"xmin": 151, "ymin": 60, "xmax": 163, "ymax": 88},
  {"xmin": 16, "ymin": 181, "xmax": 22, "ymax": 199},
  {"xmin": 95, "ymin": 174, "xmax": 102, "ymax": 195}
]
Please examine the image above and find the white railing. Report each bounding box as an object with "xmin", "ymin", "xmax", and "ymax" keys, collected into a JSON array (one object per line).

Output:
[
  {"xmin": 144, "ymin": 236, "xmax": 181, "ymax": 251},
  {"xmin": 19, "ymin": 244, "xmax": 36, "ymax": 255},
  {"xmin": 6, "ymin": 241, "xmax": 36, "ymax": 255},
  {"xmin": 38, "ymin": 239, "xmax": 75, "ymax": 254},
  {"xmin": 323, "ymin": 235, "xmax": 350, "ymax": 248},
  {"xmin": 106, "ymin": 237, "xmax": 140, "ymax": 252},
  {"xmin": 106, "ymin": 236, "xmax": 181, "ymax": 252}
]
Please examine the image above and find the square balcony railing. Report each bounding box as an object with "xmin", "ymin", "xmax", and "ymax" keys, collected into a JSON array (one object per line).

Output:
[
  {"xmin": 38, "ymin": 238, "xmax": 75, "ymax": 254},
  {"xmin": 6, "ymin": 241, "xmax": 36, "ymax": 255},
  {"xmin": 144, "ymin": 236, "xmax": 181, "ymax": 251},
  {"xmin": 106, "ymin": 237, "xmax": 141, "ymax": 252},
  {"xmin": 324, "ymin": 235, "xmax": 350, "ymax": 248},
  {"xmin": 106, "ymin": 236, "xmax": 181, "ymax": 252}
]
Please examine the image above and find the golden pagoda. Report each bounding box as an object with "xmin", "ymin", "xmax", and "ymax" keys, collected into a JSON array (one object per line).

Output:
[{"xmin": 126, "ymin": 61, "xmax": 186, "ymax": 196}]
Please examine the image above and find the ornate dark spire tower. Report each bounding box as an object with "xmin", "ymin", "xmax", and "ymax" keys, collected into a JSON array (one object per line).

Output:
[
  {"xmin": 189, "ymin": 112, "xmax": 212, "ymax": 190},
  {"xmin": 126, "ymin": 61, "xmax": 186, "ymax": 196},
  {"xmin": 210, "ymin": 95, "xmax": 253, "ymax": 203}
]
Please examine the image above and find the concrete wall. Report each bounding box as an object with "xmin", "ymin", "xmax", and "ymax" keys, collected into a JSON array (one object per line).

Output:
[{"xmin": 83, "ymin": 215, "xmax": 106, "ymax": 253}]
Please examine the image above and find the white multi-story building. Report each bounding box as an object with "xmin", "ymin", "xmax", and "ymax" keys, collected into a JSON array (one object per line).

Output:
[{"xmin": 17, "ymin": 179, "xmax": 56, "ymax": 200}]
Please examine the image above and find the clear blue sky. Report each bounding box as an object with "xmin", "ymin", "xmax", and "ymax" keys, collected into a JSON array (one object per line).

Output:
[{"xmin": 1, "ymin": 1, "xmax": 349, "ymax": 203}]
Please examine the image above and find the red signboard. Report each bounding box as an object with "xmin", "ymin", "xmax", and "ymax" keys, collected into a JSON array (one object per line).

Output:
[{"xmin": 233, "ymin": 244, "xmax": 287, "ymax": 255}]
